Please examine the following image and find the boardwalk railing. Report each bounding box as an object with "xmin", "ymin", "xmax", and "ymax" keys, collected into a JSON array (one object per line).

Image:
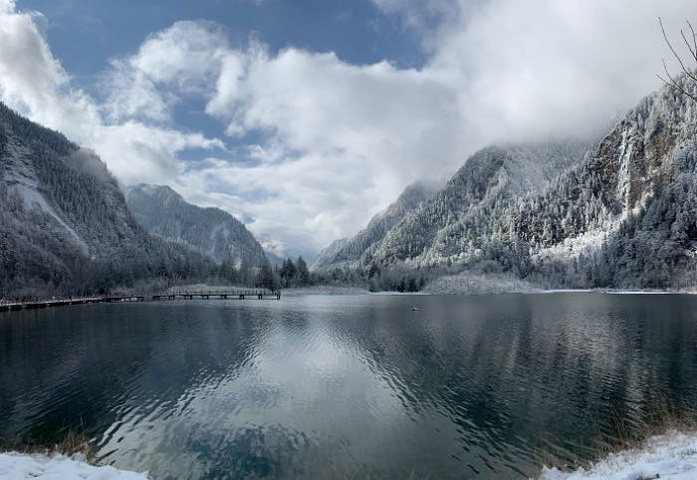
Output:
[
  {"xmin": 0, "ymin": 289, "xmax": 282, "ymax": 312},
  {"xmin": 157, "ymin": 289, "xmax": 281, "ymax": 300}
]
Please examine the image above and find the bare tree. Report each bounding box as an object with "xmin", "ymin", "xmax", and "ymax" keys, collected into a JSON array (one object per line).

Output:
[{"xmin": 658, "ymin": 17, "xmax": 697, "ymax": 102}]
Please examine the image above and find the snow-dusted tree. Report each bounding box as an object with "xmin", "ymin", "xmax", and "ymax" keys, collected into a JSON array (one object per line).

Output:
[{"xmin": 296, "ymin": 256, "xmax": 310, "ymax": 286}]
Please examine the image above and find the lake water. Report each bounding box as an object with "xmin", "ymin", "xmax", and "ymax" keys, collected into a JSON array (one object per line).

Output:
[{"xmin": 1, "ymin": 293, "xmax": 696, "ymax": 479}]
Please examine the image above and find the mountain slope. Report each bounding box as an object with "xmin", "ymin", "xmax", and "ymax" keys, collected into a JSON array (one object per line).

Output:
[
  {"xmin": 364, "ymin": 141, "xmax": 591, "ymax": 267},
  {"xmin": 311, "ymin": 237, "xmax": 350, "ymax": 270},
  {"xmin": 125, "ymin": 184, "xmax": 268, "ymax": 267},
  {"xmin": 312, "ymin": 182, "xmax": 438, "ymax": 271},
  {"xmin": 0, "ymin": 103, "xmax": 211, "ymax": 297},
  {"xmin": 365, "ymin": 76, "xmax": 697, "ymax": 289},
  {"xmin": 512, "ymin": 76, "xmax": 697, "ymax": 288}
]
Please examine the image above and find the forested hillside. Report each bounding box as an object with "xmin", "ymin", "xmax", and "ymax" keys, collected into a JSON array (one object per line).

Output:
[
  {"xmin": 315, "ymin": 75, "xmax": 697, "ymax": 291},
  {"xmin": 312, "ymin": 182, "xmax": 437, "ymax": 271},
  {"xmin": 516, "ymin": 74, "xmax": 697, "ymax": 288},
  {"xmin": 0, "ymin": 103, "xmax": 213, "ymax": 298},
  {"xmin": 126, "ymin": 184, "xmax": 268, "ymax": 269}
]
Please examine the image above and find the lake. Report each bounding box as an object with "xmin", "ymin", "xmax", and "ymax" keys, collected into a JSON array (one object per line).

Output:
[{"xmin": 1, "ymin": 293, "xmax": 696, "ymax": 479}]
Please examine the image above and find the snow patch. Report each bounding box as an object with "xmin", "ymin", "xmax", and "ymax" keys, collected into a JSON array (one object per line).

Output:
[
  {"xmin": 424, "ymin": 271, "xmax": 542, "ymax": 295},
  {"xmin": 534, "ymin": 226, "xmax": 612, "ymax": 262},
  {"xmin": 3, "ymin": 135, "xmax": 89, "ymax": 253},
  {"xmin": 617, "ymin": 127, "xmax": 633, "ymax": 209},
  {"xmin": 11, "ymin": 184, "xmax": 89, "ymax": 253},
  {"xmin": 0, "ymin": 452, "xmax": 148, "ymax": 480},
  {"xmin": 538, "ymin": 431, "xmax": 697, "ymax": 480}
]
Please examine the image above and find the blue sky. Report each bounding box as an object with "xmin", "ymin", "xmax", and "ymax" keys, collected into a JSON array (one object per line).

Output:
[
  {"xmin": 1, "ymin": 0, "xmax": 696, "ymax": 259},
  {"xmin": 20, "ymin": 0, "xmax": 429, "ymax": 150},
  {"xmin": 22, "ymin": 0, "xmax": 428, "ymax": 72}
]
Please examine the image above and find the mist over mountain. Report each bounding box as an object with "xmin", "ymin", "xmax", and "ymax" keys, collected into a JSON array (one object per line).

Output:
[
  {"xmin": 312, "ymin": 181, "xmax": 439, "ymax": 271},
  {"xmin": 315, "ymin": 141, "xmax": 591, "ymax": 270},
  {"xmin": 125, "ymin": 184, "xmax": 268, "ymax": 268},
  {"xmin": 2, "ymin": 66, "xmax": 697, "ymax": 297},
  {"xmin": 315, "ymin": 75, "xmax": 697, "ymax": 291}
]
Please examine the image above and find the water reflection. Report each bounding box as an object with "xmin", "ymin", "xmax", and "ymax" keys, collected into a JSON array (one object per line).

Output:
[{"xmin": 1, "ymin": 294, "xmax": 696, "ymax": 479}]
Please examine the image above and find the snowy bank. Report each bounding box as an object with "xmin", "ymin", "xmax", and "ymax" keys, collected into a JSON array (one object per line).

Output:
[
  {"xmin": 538, "ymin": 431, "xmax": 697, "ymax": 480},
  {"xmin": 424, "ymin": 271, "xmax": 542, "ymax": 295},
  {"xmin": 0, "ymin": 452, "xmax": 148, "ymax": 480},
  {"xmin": 281, "ymin": 286, "xmax": 370, "ymax": 296}
]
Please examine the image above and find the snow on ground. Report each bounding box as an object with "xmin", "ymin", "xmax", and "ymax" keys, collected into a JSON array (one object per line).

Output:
[
  {"xmin": 0, "ymin": 452, "xmax": 148, "ymax": 480},
  {"xmin": 534, "ymin": 226, "xmax": 611, "ymax": 263},
  {"xmin": 424, "ymin": 271, "xmax": 542, "ymax": 295},
  {"xmin": 538, "ymin": 431, "xmax": 697, "ymax": 480},
  {"xmin": 280, "ymin": 286, "xmax": 370, "ymax": 296},
  {"xmin": 162, "ymin": 284, "xmax": 370, "ymax": 296}
]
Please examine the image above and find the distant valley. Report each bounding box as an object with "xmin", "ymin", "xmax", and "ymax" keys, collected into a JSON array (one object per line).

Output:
[{"xmin": 2, "ymin": 74, "xmax": 697, "ymax": 298}]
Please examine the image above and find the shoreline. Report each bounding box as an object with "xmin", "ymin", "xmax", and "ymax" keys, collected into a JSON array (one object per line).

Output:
[
  {"xmin": 537, "ymin": 430, "xmax": 697, "ymax": 480},
  {"xmin": 3, "ymin": 287, "xmax": 697, "ymax": 312},
  {"xmin": 0, "ymin": 452, "xmax": 148, "ymax": 480},
  {"xmin": 3, "ymin": 429, "xmax": 696, "ymax": 480}
]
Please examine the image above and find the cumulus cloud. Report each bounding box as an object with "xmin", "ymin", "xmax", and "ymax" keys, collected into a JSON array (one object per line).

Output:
[
  {"xmin": 1, "ymin": 0, "xmax": 696, "ymax": 257},
  {"xmin": 424, "ymin": 0, "xmax": 697, "ymax": 140},
  {"xmin": 0, "ymin": 5, "xmax": 222, "ymax": 185},
  {"xmin": 193, "ymin": 0, "xmax": 697, "ymax": 253},
  {"xmin": 103, "ymin": 20, "xmax": 229, "ymax": 123}
]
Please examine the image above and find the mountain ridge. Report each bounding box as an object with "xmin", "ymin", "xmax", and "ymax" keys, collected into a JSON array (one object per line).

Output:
[
  {"xmin": 314, "ymin": 74, "xmax": 697, "ymax": 290},
  {"xmin": 0, "ymin": 102, "xmax": 214, "ymax": 297},
  {"xmin": 125, "ymin": 183, "xmax": 268, "ymax": 268}
]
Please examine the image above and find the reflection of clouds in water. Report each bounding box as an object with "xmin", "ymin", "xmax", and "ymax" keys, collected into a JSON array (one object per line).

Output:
[{"xmin": 3, "ymin": 295, "xmax": 697, "ymax": 479}]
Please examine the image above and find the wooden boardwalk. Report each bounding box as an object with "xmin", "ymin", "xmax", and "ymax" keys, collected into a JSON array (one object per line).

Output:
[
  {"xmin": 156, "ymin": 289, "xmax": 281, "ymax": 300},
  {"xmin": 0, "ymin": 289, "xmax": 281, "ymax": 312}
]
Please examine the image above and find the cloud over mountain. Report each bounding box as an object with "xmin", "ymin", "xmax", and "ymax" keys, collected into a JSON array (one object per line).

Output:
[{"xmin": 0, "ymin": 0, "xmax": 695, "ymax": 257}]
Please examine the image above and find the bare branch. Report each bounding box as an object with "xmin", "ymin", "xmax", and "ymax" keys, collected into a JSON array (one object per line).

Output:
[
  {"xmin": 687, "ymin": 20, "xmax": 697, "ymax": 62},
  {"xmin": 660, "ymin": 17, "xmax": 697, "ymax": 82},
  {"xmin": 657, "ymin": 73, "xmax": 697, "ymax": 102},
  {"xmin": 680, "ymin": 28, "xmax": 697, "ymax": 62},
  {"xmin": 658, "ymin": 17, "xmax": 697, "ymax": 101},
  {"xmin": 658, "ymin": 58, "xmax": 697, "ymax": 102}
]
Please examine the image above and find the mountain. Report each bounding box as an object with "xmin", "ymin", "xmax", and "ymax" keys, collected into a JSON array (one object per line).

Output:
[
  {"xmin": 512, "ymin": 75, "xmax": 697, "ymax": 288},
  {"xmin": 316, "ymin": 142, "xmax": 590, "ymax": 273},
  {"xmin": 323, "ymin": 75, "xmax": 697, "ymax": 291},
  {"xmin": 370, "ymin": 142, "xmax": 591, "ymax": 268},
  {"xmin": 0, "ymin": 103, "xmax": 212, "ymax": 297},
  {"xmin": 312, "ymin": 181, "xmax": 438, "ymax": 271},
  {"xmin": 264, "ymin": 249, "xmax": 285, "ymax": 268},
  {"xmin": 311, "ymin": 237, "xmax": 350, "ymax": 270},
  {"xmin": 125, "ymin": 184, "xmax": 268, "ymax": 268}
]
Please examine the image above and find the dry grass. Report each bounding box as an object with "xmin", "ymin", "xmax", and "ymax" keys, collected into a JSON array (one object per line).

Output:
[
  {"xmin": 531, "ymin": 402, "xmax": 697, "ymax": 479},
  {"xmin": 1, "ymin": 427, "xmax": 94, "ymax": 461}
]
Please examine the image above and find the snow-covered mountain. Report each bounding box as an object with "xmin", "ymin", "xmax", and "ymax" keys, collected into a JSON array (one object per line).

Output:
[
  {"xmin": 0, "ymin": 102, "xmax": 212, "ymax": 297},
  {"xmin": 312, "ymin": 181, "xmax": 438, "ymax": 271},
  {"xmin": 125, "ymin": 184, "xmax": 268, "ymax": 268},
  {"xmin": 370, "ymin": 141, "xmax": 592, "ymax": 267},
  {"xmin": 317, "ymin": 75, "xmax": 697, "ymax": 290},
  {"xmin": 311, "ymin": 237, "xmax": 350, "ymax": 271},
  {"xmin": 316, "ymin": 141, "xmax": 590, "ymax": 272},
  {"xmin": 513, "ymin": 75, "xmax": 697, "ymax": 288}
]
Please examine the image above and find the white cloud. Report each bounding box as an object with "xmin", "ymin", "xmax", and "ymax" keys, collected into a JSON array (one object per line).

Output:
[
  {"xmin": 0, "ymin": 0, "xmax": 15, "ymax": 14},
  {"xmin": 195, "ymin": 0, "xmax": 697, "ymax": 254},
  {"xmin": 422, "ymin": 0, "xmax": 697, "ymax": 141},
  {"xmin": 103, "ymin": 20, "xmax": 229, "ymax": 122},
  {"xmin": 0, "ymin": 6, "xmax": 223, "ymax": 185},
  {"xmin": 1, "ymin": 0, "xmax": 697, "ymax": 258}
]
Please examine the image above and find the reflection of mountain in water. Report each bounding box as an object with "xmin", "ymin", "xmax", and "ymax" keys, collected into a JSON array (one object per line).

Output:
[{"xmin": 1, "ymin": 295, "xmax": 696, "ymax": 479}]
